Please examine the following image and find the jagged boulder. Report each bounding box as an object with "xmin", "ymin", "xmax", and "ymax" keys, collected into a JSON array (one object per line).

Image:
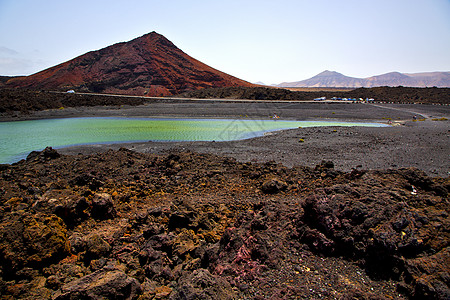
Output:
[
  {"xmin": 91, "ymin": 193, "xmax": 116, "ymax": 220},
  {"xmin": 54, "ymin": 196, "xmax": 91, "ymax": 227},
  {"xmin": 299, "ymin": 169, "xmax": 450, "ymax": 298},
  {"xmin": 0, "ymin": 212, "xmax": 69, "ymax": 277},
  {"xmin": 261, "ymin": 178, "xmax": 287, "ymax": 194},
  {"xmin": 54, "ymin": 267, "xmax": 141, "ymax": 300},
  {"xmin": 170, "ymin": 269, "xmax": 235, "ymax": 300},
  {"xmin": 26, "ymin": 147, "xmax": 60, "ymax": 161}
]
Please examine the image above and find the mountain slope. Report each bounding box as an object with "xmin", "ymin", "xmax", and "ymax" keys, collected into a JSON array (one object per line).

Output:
[
  {"xmin": 5, "ymin": 32, "xmax": 254, "ymax": 96},
  {"xmin": 278, "ymin": 71, "xmax": 364, "ymax": 88},
  {"xmin": 278, "ymin": 71, "xmax": 450, "ymax": 88}
]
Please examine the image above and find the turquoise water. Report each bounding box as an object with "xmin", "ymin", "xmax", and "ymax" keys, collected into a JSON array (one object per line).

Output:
[{"xmin": 0, "ymin": 117, "xmax": 386, "ymax": 164}]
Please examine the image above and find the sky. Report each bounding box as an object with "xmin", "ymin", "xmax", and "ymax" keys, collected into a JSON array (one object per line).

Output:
[{"xmin": 0, "ymin": 0, "xmax": 449, "ymax": 84}]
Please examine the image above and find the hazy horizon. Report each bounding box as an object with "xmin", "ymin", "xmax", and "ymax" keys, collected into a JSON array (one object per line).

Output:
[{"xmin": 1, "ymin": 0, "xmax": 449, "ymax": 84}]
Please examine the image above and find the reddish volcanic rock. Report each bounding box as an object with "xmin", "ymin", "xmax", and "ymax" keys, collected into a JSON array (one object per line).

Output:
[{"xmin": 5, "ymin": 32, "xmax": 254, "ymax": 96}]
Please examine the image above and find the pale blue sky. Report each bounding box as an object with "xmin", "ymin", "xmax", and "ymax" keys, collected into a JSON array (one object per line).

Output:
[{"xmin": 0, "ymin": 0, "xmax": 449, "ymax": 84}]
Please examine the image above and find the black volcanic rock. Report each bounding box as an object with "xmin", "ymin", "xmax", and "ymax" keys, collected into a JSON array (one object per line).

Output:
[{"xmin": 0, "ymin": 149, "xmax": 448, "ymax": 299}]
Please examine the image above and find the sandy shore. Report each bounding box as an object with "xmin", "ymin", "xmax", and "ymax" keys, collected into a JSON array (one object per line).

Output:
[{"xmin": 25, "ymin": 100, "xmax": 445, "ymax": 178}]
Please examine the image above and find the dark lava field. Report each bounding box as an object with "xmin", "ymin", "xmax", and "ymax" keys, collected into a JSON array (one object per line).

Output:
[
  {"xmin": 1, "ymin": 86, "xmax": 449, "ymax": 116},
  {"xmin": 0, "ymin": 148, "xmax": 448, "ymax": 299}
]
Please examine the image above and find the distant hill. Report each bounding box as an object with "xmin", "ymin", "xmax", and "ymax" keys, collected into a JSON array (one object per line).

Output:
[
  {"xmin": 278, "ymin": 70, "xmax": 450, "ymax": 88},
  {"xmin": 4, "ymin": 32, "xmax": 254, "ymax": 96}
]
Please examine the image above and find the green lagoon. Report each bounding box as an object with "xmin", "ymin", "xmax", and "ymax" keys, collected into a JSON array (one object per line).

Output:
[{"xmin": 0, "ymin": 117, "xmax": 387, "ymax": 164}]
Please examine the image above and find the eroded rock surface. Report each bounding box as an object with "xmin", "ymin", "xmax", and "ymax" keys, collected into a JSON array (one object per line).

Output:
[{"xmin": 0, "ymin": 148, "xmax": 448, "ymax": 299}]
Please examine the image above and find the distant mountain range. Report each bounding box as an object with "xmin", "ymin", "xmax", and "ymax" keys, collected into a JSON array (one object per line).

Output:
[
  {"xmin": 277, "ymin": 70, "xmax": 450, "ymax": 88},
  {"xmin": 3, "ymin": 32, "xmax": 254, "ymax": 96},
  {"xmin": 2, "ymin": 33, "xmax": 448, "ymax": 95}
]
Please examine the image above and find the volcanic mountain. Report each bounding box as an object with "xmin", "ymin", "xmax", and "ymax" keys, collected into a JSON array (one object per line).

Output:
[{"xmin": 5, "ymin": 32, "xmax": 254, "ymax": 96}]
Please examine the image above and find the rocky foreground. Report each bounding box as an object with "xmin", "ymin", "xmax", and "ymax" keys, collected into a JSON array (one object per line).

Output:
[{"xmin": 0, "ymin": 147, "xmax": 448, "ymax": 299}]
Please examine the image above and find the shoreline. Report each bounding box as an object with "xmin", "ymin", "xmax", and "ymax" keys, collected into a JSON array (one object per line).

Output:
[
  {"xmin": 2, "ymin": 101, "xmax": 447, "ymax": 177},
  {"xmin": 0, "ymin": 100, "xmax": 449, "ymax": 299},
  {"xmin": 57, "ymin": 120, "xmax": 449, "ymax": 178},
  {"xmin": 0, "ymin": 100, "xmax": 440, "ymax": 122}
]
